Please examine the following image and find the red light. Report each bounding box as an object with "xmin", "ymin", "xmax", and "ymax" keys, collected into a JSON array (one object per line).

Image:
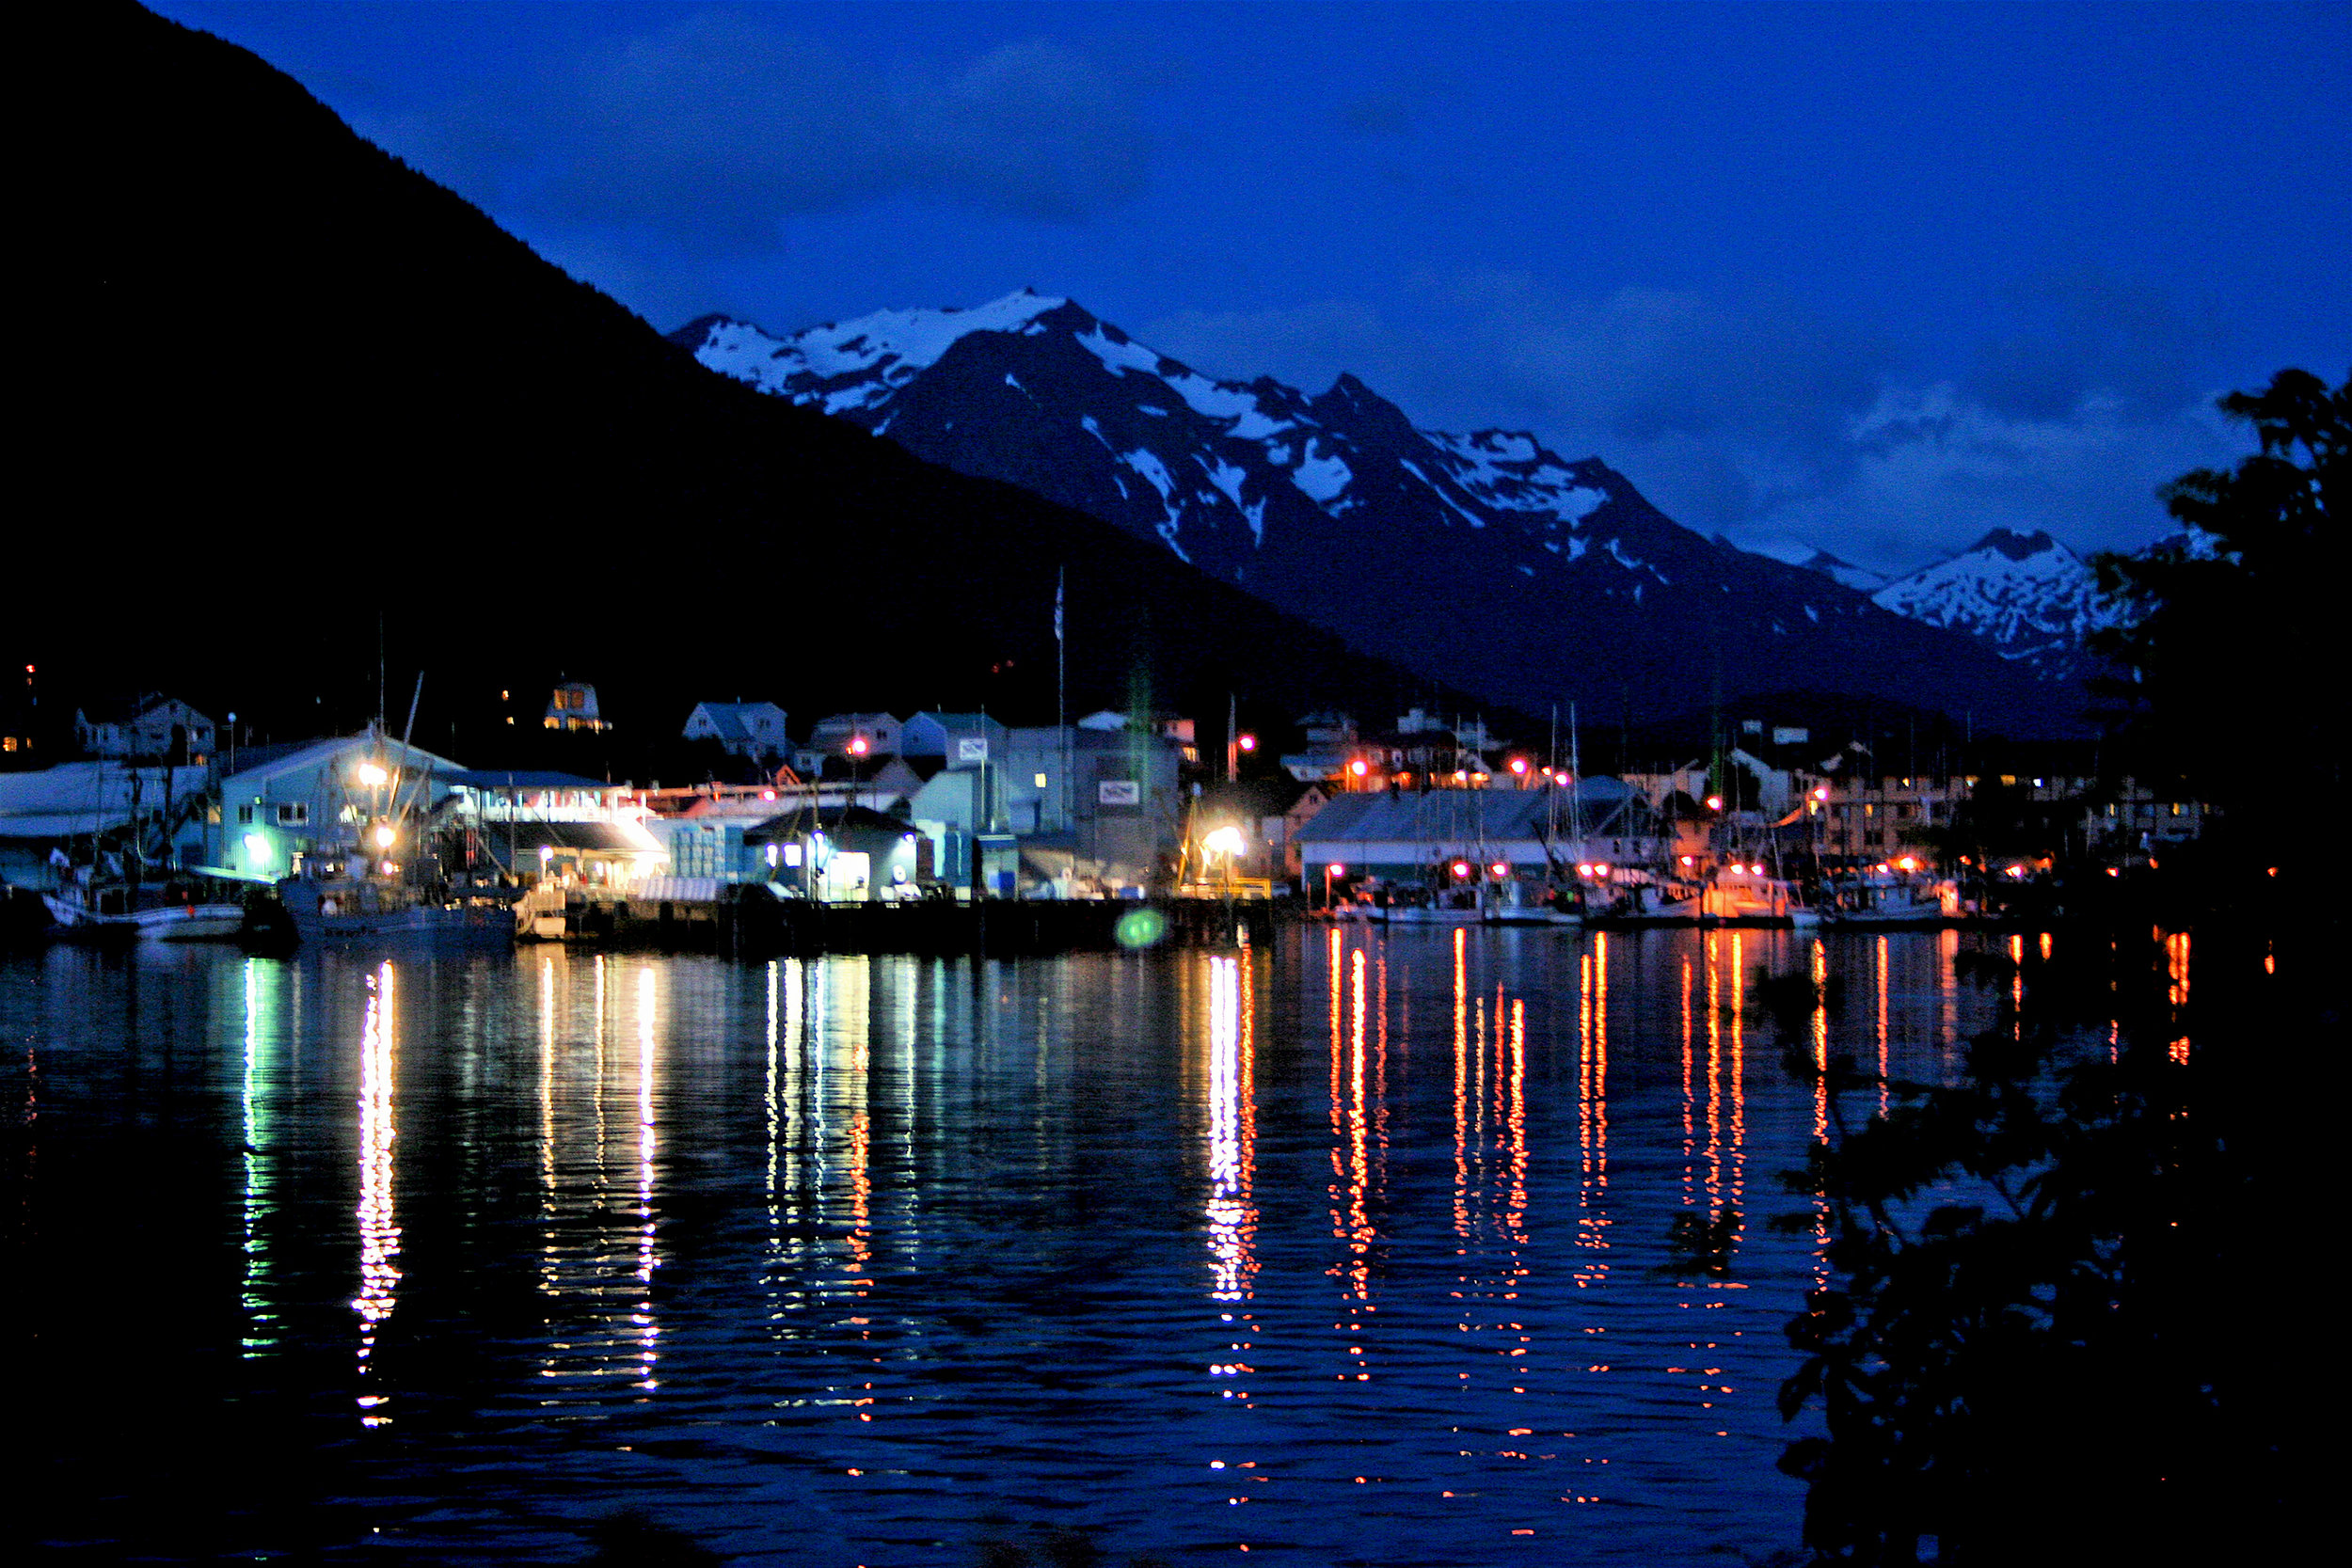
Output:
[
  {"xmin": 1490, "ymin": 862, "xmax": 1508, "ymax": 879},
  {"xmin": 1452, "ymin": 861, "xmax": 1470, "ymax": 879},
  {"xmin": 1348, "ymin": 759, "xmax": 1369, "ymax": 777},
  {"xmin": 848, "ymin": 736, "xmax": 869, "ymax": 756},
  {"xmin": 1238, "ymin": 734, "xmax": 1257, "ymax": 752},
  {"xmin": 1509, "ymin": 757, "xmax": 1529, "ymax": 776}
]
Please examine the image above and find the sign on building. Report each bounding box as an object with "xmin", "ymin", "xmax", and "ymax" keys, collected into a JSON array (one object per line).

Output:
[
  {"xmin": 1098, "ymin": 780, "xmax": 1140, "ymax": 807},
  {"xmin": 957, "ymin": 737, "xmax": 990, "ymax": 764}
]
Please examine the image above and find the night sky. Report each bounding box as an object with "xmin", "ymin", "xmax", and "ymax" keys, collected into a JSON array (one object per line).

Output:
[{"xmin": 152, "ymin": 1, "xmax": 2349, "ymax": 577}]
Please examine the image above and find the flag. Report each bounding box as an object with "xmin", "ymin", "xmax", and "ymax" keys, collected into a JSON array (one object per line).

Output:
[{"xmin": 1054, "ymin": 568, "xmax": 1064, "ymax": 642}]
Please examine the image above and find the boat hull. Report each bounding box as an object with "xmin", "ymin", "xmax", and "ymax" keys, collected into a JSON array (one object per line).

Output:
[
  {"xmin": 1386, "ymin": 906, "xmax": 1485, "ymax": 927},
  {"xmin": 278, "ymin": 879, "xmax": 516, "ymax": 949},
  {"xmin": 41, "ymin": 893, "xmax": 246, "ymax": 941}
]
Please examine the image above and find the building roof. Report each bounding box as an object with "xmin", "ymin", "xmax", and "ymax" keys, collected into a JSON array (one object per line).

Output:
[
  {"xmin": 490, "ymin": 820, "xmax": 663, "ymax": 857},
  {"xmin": 73, "ymin": 692, "xmax": 208, "ymax": 726},
  {"xmin": 687, "ymin": 701, "xmax": 786, "ymax": 746},
  {"xmin": 742, "ymin": 803, "xmax": 914, "ymax": 844},
  {"xmin": 1298, "ymin": 779, "xmax": 1636, "ymax": 845},
  {"xmin": 218, "ymin": 735, "xmax": 464, "ymax": 789},
  {"xmin": 0, "ymin": 762, "xmax": 211, "ymax": 840},
  {"xmin": 442, "ymin": 768, "xmax": 612, "ymax": 791}
]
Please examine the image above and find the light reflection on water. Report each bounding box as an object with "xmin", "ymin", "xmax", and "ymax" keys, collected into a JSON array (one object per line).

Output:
[{"xmin": 10, "ymin": 927, "xmax": 2047, "ymax": 1565}]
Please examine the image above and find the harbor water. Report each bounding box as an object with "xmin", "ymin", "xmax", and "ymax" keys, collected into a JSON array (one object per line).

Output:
[{"xmin": 8, "ymin": 927, "xmax": 2009, "ymax": 1565}]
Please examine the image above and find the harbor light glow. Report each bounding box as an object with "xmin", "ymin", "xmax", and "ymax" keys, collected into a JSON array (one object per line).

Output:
[
  {"xmin": 1509, "ymin": 757, "xmax": 1529, "ymax": 776},
  {"xmin": 1451, "ymin": 861, "xmax": 1470, "ymax": 879},
  {"xmin": 356, "ymin": 763, "xmax": 388, "ymax": 786},
  {"xmin": 1706, "ymin": 795, "xmax": 1724, "ymax": 812},
  {"xmin": 1202, "ymin": 825, "xmax": 1247, "ymax": 858},
  {"xmin": 847, "ymin": 736, "xmax": 869, "ymax": 756},
  {"xmin": 1237, "ymin": 734, "xmax": 1257, "ymax": 752},
  {"xmin": 1348, "ymin": 759, "xmax": 1369, "ymax": 777},
  {"xmin": 372, "ymin": 824, "xmax": 395, "ymax": 849},
  {"xmin": 243, "ymin": 832, "xmax": 268, "ymax": 861}
]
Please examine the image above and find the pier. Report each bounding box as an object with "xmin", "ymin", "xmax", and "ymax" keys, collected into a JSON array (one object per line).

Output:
[{"xmin": 518, "ymin": 885, "xmax": 1279, "ymax": 957}]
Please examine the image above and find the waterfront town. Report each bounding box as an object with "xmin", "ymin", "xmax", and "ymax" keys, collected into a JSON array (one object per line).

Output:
[{"xmin": 0, "ymin": 677, "xmax": 2207, "ymax": 949}]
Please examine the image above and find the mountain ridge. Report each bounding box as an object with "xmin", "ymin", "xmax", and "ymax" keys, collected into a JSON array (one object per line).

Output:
[{"xmin": 675, "ymin": 293, "xmax": 2086, "ymax": 734}]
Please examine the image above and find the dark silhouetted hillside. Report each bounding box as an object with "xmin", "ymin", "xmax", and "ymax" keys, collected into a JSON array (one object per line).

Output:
[{"xmin": 24, "ymin": 4, "xmax": 1487, "ymax": 763}]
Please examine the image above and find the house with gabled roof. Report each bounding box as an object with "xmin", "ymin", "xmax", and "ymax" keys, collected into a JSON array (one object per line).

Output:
[
  {"xmin": 73, "ymin": 693, "xmax": 216, "ymax": 761},
  {"xmin": 683, "ymin": 701, "xmax": 789, "ymax": 759}
]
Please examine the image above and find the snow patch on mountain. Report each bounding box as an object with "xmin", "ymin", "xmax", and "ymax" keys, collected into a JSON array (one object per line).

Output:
[
  {"xmin": 1291, "ymin": 446, "xmax": 1352, "ymax": 503},
  {"xmin": 689, "ymin": 290, "xmax": 1067, "ymax": 414}
]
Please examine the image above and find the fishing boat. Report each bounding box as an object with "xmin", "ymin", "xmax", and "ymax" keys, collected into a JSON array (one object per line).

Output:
[
  {"xmin": 1822, "ymin": 871, "xmax": 1947, "ymax": 927},
  {"xmin": 1586, "ymin": 878, "xmax": 1702, "ymax": 928},
  {"xmin": 40, "ymin": 877, "xmax": 246, "ymax": 941},
  {"xmin": 276, "ymin": 869, "xmax": 515, "ymax": 948},
  {"xmin": 1484, "ymin": 879, "xmax": 1582, "ymax": 927},
  {"xmin": 1386, "ymin": 888, "xmax": 1487, "ymax": 926},
  {"xmin": 1699, "ymin": 863, "xmax": 1820, "ymax": 927}
]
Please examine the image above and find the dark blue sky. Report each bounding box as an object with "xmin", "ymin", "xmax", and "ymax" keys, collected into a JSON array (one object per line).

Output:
[{"xmin": 156, "ymin": 1, "xmax": 2348, "ymax": 575}]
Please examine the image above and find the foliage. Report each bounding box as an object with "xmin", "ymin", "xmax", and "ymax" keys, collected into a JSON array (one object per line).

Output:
[
  {"xmin": 1914, "ymin": 779, "xmax": 2082, "ymax": 872},
  {"xmin": 1766, "ymin": 372, "xmax": 2333, "ymax": 1561},
  {"xmin": 2090, "ymin": 368, "xmax": 2347, "ymax": 816},
  {"xmin": 1766, "ymin": 947, "xmax": 2278, "ymax": 1564},
  {"xmin": 1769, "ymin": 944, "xmax": 2239, "ymax": 1560}
]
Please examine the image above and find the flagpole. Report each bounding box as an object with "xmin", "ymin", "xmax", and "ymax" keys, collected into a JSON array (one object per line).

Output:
[{"xmin": 1056, "ymin": 567, "xmax": 1069, "ymax": 845}]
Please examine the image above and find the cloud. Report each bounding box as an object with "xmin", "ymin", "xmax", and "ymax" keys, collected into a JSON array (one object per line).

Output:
[
  {"xmin": 368, "ymin": 12, "xmax": 1150, "ymax": 258},
  {"xmin": 1962, "ymin": 270, "xmax": 2224, "ymax": 423},
  {"xmin": 1146, "ymin": 274, "xmax": 2244, "ymax": 574}
]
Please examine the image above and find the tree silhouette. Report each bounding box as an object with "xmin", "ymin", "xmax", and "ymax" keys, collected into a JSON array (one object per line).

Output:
[{"xmin": 2090, "ymin": 367, "xmax": 2347, "ymax": 820}]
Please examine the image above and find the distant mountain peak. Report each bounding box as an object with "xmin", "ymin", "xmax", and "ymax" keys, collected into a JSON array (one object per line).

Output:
[
  {"xmin": 1967, "ymin": 527, "xmax": 2061, "ymax": 562},
  {"xmin": 1870, "ymin": 527, "xmax": 2115, "ymax": 679}
]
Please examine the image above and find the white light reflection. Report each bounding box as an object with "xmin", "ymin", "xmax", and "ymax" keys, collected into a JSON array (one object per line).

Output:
[
  {"xmin": 1571, "ymin": 935, "xmax": 1606, "ymax": 1280},
  {"xmin": 354, "ymin": 961, "xmax": 399, "ymax": 1424},
  {"xmin": 1809, "ymin": 939, "xmax": 1831, "ymax": 1284},
  {"xmin": 1204, "ymin": 955, "xmax": 1257, "ymax": 1304},
  {"xmin": 240, "ymin": 958, "xmax": 277, "ymax": 1355},
  {"xmin": 633, "ymin": 967, "xmax": 660, "ymax": 1389}
]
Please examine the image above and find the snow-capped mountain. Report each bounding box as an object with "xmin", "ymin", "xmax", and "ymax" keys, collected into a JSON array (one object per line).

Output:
[
  {"xmin": 674, "ymin": 292, "xmax": 2075, "ymax": 731},
  {"xmin": 1867, "ymin": 529, "xmax": 2122, "ymax": 680}
]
